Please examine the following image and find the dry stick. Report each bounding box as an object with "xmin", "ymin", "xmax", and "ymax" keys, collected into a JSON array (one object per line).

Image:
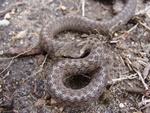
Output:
[
  {"xmin": 112, "ymin": 4, "xmax": 150, "ymax": 41},
  {"xmin": 112, "ymin": 23, "xmax": 138, "ymax": 41},
  {"xmin": 143, "ymin": 63, "xmax": 150, "ymax": 79},
  {"xmin": 123, "ymin": 57, "xmax": 148, "ymax": 90},
  {"xmin": 125, "ymin": 58, "xmax": 133, "ymax": 71},
  {"xmin": 0, "ymin": 34, "xmax": 40, "ymax": 74},
  {"xmin": 22, "ymin": 54, "xmax": 48, "ymax": 83},
  {"xmin": 135, "ymin": 4, "xmax": 150, "ymax": 16},
  {"xmin": 130, "ymin": 60, "xmax": 148, "ymax": 90},
  {"xmin": 138, "ymin": 60, "xmax": 150, "ymax": 79},
  {"xmin": 0, "ymin": 47, "xmax": 37, "ymax": 61},
  {"xmin": 9, "ymin": 54, "xmax": 48, "ymax": 101},
  {"xmin": 0, "ymin": 58, "xmax": 14, "ymax": 75},
  {"xmin": 134, "ymin": 4, "xmax": 150, "ymax": 31},
  {"xmin": 139, "ymin": 96, "xmax": 150, "ymax": 107},
  {"xmin": 55, "ymin": 0, "xmax": 62, "ymax": 11},
  {"xmin": 125, "ymin": 86, "xmax": 147, "ymax": 94},
  {"xmin": 1, "ymin": 33, "xmax": 40, "ymax": 60},
  {"xmin": 81, "ymin": 0, "xmax": 85, "ymax": 16},
  {"xmin": 109, "ymin": 73, "xmax": 137, "ymax": 85},
  {"xmin": 140, "ymin": 103, "xmax": 150, "ymax": 111},
  {"xmin": 134, "ymin": 69, "xmax": 148, "ymax": 90},
  {"xmin": 0, "ymin": 47, "xmax": 35, "ymax": 75},
  {"xmin": 72, "ymin": 1, "xmax": 81, "ymax": 14},
  {"xmin": 0, "ymin": 2, "xmax": 26, "ymax": 16},
  {"xmin": 138, "ymin": 20, "xmax": 150, "ymax": 31}
]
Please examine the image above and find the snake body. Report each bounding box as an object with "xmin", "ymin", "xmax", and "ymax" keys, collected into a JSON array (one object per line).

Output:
[{"xmin": 40, "ymin": 0, "xmax": 136, "ymax": 106}]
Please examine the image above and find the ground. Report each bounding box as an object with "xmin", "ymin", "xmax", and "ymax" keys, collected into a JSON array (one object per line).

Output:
[{"xmin": 0, "ymin": 0, "xmax": 150, "ymax": 113}]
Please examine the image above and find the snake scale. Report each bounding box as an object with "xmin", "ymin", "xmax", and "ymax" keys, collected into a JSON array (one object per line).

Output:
[{"xmin": 40, "ymin": 0, "xmax": 137, "ymax": 106}]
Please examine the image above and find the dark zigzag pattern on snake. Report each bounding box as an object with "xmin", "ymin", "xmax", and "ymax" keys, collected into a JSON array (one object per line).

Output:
[{"xmin": 40, "ymin": 0, "xmax": 136, "ymax": 106}]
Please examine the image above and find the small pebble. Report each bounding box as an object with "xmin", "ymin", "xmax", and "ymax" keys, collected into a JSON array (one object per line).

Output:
[
  {"xmin": 119, "ymin": 103, "xmax": 125, "ymax": 108},
  {"xmin": 114, "ymin": 33, "xmax": 118, "ymax": 37},
  {"xmin": 81, "ymin": 34, "xmax": 88, "ymax": 38},
  {"xmin": 11, "ymin": 30, "xmax": 27, "ymax": 40},
  {"xmin": 29, "ymin": 59, "xmax": 34, "ymax": 64},
  {"xmin": 59, "ymin": 6, "xmax": 66, "ymax": 11},
  {"xmin": 59, "ymin": 107, "xmax": 64, "ymax": 112},
  {"xmin": 0, "ymin": 50, "xmax": 4, "ymax": 55},
  {"xmin": 16, "ymin": 82, "xmax": 19, "ymax": 85},
  {"xmin": 4, "ymin": 13, "xmax": 11, "ymax": 19},
  {"xmin": 124, "ymin": 34, "xmax": 129, "ymax": 38},
  {"xmin": 19, "ymin": 40, "xmax": 24, "ymax": 44},
  {"xmin": 36, "ymin": 55, "xmax": 45, "ymax": 65},
  {"xmin": 110, "ymin": 40, "xmax": 118, "ymax": 44},
  {"xmin": 34, "ymin": 99, "xmax": 46, "ymax": 106},
  {"xmin": 49, "ymin": 0, "xmax": 54, "ymax": 2},
  {"xmin": 10, "ymin": 10, "xmax": 15, "ymax": 15},
  {"xmin": 113, "ymin": 0, "xmax": 124, "ymax": 13},
  {"xmin": 51, "ymin": 98, "xmax": 57, "ymax": 104},
  {"xmin": 0, "ymin": 19, "xmax": 10, "ymax": 26}
]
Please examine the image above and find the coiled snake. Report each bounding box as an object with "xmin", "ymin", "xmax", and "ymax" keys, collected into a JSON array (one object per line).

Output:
[{"xmin": 40, "ymin": 0, "xmax": 136, "ymax": 106}]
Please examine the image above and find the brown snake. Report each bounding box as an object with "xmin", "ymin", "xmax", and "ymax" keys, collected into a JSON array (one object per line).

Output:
[{"xmin": 40, "ymin": 0, "xmax": 137, "ymax": 106}]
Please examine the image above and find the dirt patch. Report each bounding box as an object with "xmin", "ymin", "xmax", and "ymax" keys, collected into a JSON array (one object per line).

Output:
[{"xmin": 0, "ymin": 0, "xmax": 149, "ymax": 113}]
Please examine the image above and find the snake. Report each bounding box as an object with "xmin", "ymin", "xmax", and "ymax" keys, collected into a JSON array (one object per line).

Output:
[{"xmin": 40, "ymin": 0, "xmax": 137, "ymax": 106}]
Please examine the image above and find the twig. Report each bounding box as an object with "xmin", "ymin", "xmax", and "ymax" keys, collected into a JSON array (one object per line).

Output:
[
  {"xmin": 138, "ymin": 96, "xmax": 150, "ymax": 107},
  {"xmin": 123, "ymin": 56, "xmax": 149, "ymax": 90},
  {"xmin": 112, "ymin": 24, "xmax": 138, "ymax": 40},
  {"xmin": 40, "ymin": 54, "xmax": 48, "ymax": 68},
  {"xmin": 125, "ymin": 86, "xmax": 147, "ymax": 94},
  {"xmin": 134, "ymin": 3, "xmax": 150, "ymax": 31},
  {"xmin": 81, "ymin": 0, "xmax": 85, "ymax": 16},
  {"xmin": 135, "ymin": 4, "xmax": 150, "ymax": 16},
  {"xmin": 109, "ymin": 73, "xmax": 137, "ymax": 84},
  {"xmin": 0, "ymin": 46, "xmax": 38, "ymax": 61},
  {"xmin": 0, "ymin": 58, "xmax": 14, "ymax": 75},
  {"xmin": 21, "ymin": 54, "xmax": 48, "ymax": 83},
  {"xmin": 0, "ymin": 2, "xmax": 26, "ymax": 16},
  {"xmin": 137, "ymin": 60, "xmax": 150, "ymax": 79},
  {"xmin": 143, "ymin": 63, "xmax": 150, "ymax": 79},
  {"xmin": 0, "ymin": 34, "xmax": 40, "ymax": 74},
  {"xmin": 55, "ymin": 0, "xmax": 63, "ymax": 11},
  {"xmin": 137, "ymin": 20, "xmax": 150, "ymax": 31},
  {"xmin": 0, "ymin": 46, "xmax": 36, "ymax": 74},
  {"xmin": 125, "ymin": 58, "xmax": 134, "ymax": 71},
  {"xmin": 0, "ymin": 33, "xmax": 40, "ymax": 60},
  {"xmin": 70, "ymin": 1, "xmax": 81, "ymax": 14},
  {"xmin": 134, "ymin": 69, "xmax": 148, "ymax": 90},
  {"xmin": 140, "ymin": 103, "xmax": 150, "ymax": 111}
]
